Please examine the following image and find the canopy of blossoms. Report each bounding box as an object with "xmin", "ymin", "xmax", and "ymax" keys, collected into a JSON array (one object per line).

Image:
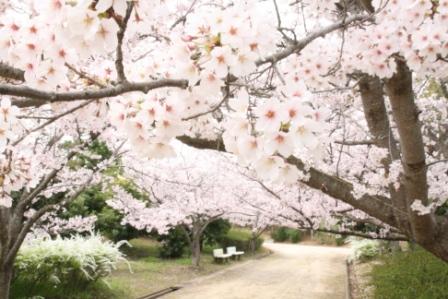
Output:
[{"xmin": 0, "ymin": 0, "xmax": 447, "ymax": 264}]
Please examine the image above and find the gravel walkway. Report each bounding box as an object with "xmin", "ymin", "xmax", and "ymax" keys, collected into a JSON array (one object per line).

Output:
[{"xmin": 164, "ymin": 242, "xmax": 350, "ymax": 299}]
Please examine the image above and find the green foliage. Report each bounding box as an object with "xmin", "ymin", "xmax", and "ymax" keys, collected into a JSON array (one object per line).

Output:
[
  {"xmin": 203, "ymin": 219, "xmax": 231, "ymax": 246},
  {"xmin": 422, "ymin": 78, "xmax": 447, "ymax": 99},
  {"xmin": 157, "ymin": 227, "xmax": 189, "ymax": 259},
  {"xmin": 219, "ymin": 228, "xmax": 264, "ymax": 252},
  {"xmin": 12, "ymin": 279, "xmax": 130, "ymax": 299},
  {"xmin": 349, "ymin": 239, "xmax": 381, "ymax": 262},
  {"xmin": 121, "ymin": 238, "xmax": 161, "ymax": 259},
  {"xmin": 371, "ymin": 248, "xmax": 448, "ymax": 299},
  {"xmin": 12, "ymin": 234, "xmax": 128, "ymax": 299},
  {"xmin": 66, "ymin": 139, "xmax": 113, "ymax": 171},
  {"xmin": 335, "ymin": 235, "xmax": 346, "ymax": 246},
  {"xmin": 313, "ymin": 231, "xmax": 346, "ymax": 246},
  {"xmin": 271, "ymin": 227, "xmax": 289, "ymax": 242},
  {"xmin": 62, "ymin": 185, "xmax": 141, "ymax": 242},
  {"xmin": 288, "ymin": 229, "xmax": 301, "ymax": 243},
  {"xmin": 271, "ymin": 227, "xmax": 301, "ymax": 243},
  {"xmin": 60, "ymin": 140, "xmax": 150, "ymax": 242}
]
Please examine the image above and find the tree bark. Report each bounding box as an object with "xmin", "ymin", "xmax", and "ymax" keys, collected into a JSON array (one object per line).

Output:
[
  {"xmin": 359, "ymin": 75, "xmax": 410, "ymax": 234},
  {"xmin": 187, "ymin": 222, "xmax": 204, "ymax": 268},
  {"xmin": 385, "ymin": 60, "xmax": 436, "ymax": 246},
  {"xmin": 248, "ymin": 237, "xmax": 258, "ymax": 255},
  {"xmin": 191, "ymin": 233, "xmax": 201, "ymax": 268},
  {"xmin": 0, "ymin": 264, "xmax": 13, "ymax": 299}
]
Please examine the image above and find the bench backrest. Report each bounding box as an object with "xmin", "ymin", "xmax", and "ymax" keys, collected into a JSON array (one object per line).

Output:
[
  {"xmin": 227, "ymin": 246, "xmax": 236, "ymax": 254},
  {"xmin": 213, "ymin": 248, "xmax": 224, "ymax": 256}
]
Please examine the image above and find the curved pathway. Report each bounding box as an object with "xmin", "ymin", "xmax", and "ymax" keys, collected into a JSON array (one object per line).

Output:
[{"xmin": 164, "ymin": 242, "xmax": 351, "ymax": 299}]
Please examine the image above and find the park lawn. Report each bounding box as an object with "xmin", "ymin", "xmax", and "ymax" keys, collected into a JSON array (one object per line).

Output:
[
  {"xmin": 106, "ymin": 238, "xmax": 267, "ymax": 298},
  {"xmin": 369, "ymin": 247, "xmax": 448, "ymax": 299}
]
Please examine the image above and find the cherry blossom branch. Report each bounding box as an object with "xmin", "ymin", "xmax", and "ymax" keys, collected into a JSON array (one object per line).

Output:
[
  {"xmin": 5, "ymin": 174, "xmax": 95, "ymax": 266},
  {"xmin": 0, "ymin": 62, "xmax": 24, "ymax": 81},
  {"xmin": 255, "ymin": 14, "xmax": 372, "ymax": 66},
  {"xmin": 15, "ymin": 132, "xmax": 101, "ymax": 212},
  {"xmin": 4, "ymin": 79, "xmax": 188, "ymax": 108},
  {"xmin": 313, "ymin": 228, "xmax": 408, "ymax": 241},
  {"xmin": 7, "ymin": 134, "xmax": 125, "ymax": 265},
  {"xmin": 170, "ymin": 0, "xmax": 199, "ymax": 30},
  {"xmin": 176, "ymin": 135, "xmax": 405, "ymax": 229},
  {"xmin": 0, "ymin": 14, "xmax": 369, "ymax": 110},
  {"xmin": 334, "ymin": 139, "xmax": 376, "ymax": 146},
  {"xmin": 242, "ymin": 173, "xmax": 314, "ymax": 227},
  {"xmin": 115, "ymin": 2, "xmax": 134, "ymax": 82},
  {"xmin": 277, "ymin": 212, "xmax": 408, "ymax": 241},
  {"xmin": 426, "ymin": 159, "xmax": 448, "ymax": 168},
  {"xmin": 65, "ymin": 63, "xmax": 106, "ymax": 88},
  {"xmin": 182, "ymin": 79, "xmax": 232, "ymax": 121},
  {"xmin": 12, "ymin": 99, "xmax": 98, "ymax": 146},
  {"xmin": 273, "ymin": 0, "xmax": 295, "ymax": 43}
]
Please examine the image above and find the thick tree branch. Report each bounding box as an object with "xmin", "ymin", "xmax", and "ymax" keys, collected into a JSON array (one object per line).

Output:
[
  {"xmin": 115, "ymin": 3, "xmax": 134, "ymax": 82},
  {"xmin": 334, "ymin": 139, "xmax": 375, "ymax": 146},
  {"xmin": 313, "ymin": 228, "xmax": 408, "ymax": 241},
  {"xmin": 5, "ymin": 79, "xmax": 188, "ymax": 108},
  {"xmin": 358, "ymin": 74, "xmax": 410, "ymax": 233},
  {"xmin": 0, "ymin": 62, "xmax": 24, "ymax": 81},
  {"xmin": 385, "ymin": 60, "xmax": 435, "ymax": 245},
  {"xmin": 0, "ymin": 14, "xmax": 370, "ymax": 109},
  {"xmin": 177, "ymin": 135, "xmax": 402, "ymax": 229}
]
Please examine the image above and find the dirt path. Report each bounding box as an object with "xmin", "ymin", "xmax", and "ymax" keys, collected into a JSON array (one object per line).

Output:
[{"xmin": 164, "ymin": 242, "xmax": 351, "ymax": 299}]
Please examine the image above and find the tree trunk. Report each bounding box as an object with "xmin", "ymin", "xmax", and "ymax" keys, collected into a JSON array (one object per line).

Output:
[
  {"xmin": 359, "ymin": 75, "xmax": 410, "ymax": 234},
  {"xmin": 0, "ymin": 264, "xmax": 13, "ymax": 299},
  {"xmin": 191, "ymin": 233, "xmax": 201, "ymax": 268},
  {"xmin": 248, "ymin": 238, "xmax": 257, "ymax": 255},
  {"xmin": 385, "ymin": 60, "xmax": 436, "ymax": 245}
]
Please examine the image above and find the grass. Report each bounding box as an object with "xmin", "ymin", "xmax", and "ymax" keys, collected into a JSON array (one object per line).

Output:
[
  {"xmin": 370, "ymin": 247, "xmax": 448, "ymax": 299},
  {"xmin": 11, "ymin": 279, "xmax": 129, "ymax": 299},
  {"xmin": 121, "ymin": 238, "xmax": 160, "ymax": 259}
]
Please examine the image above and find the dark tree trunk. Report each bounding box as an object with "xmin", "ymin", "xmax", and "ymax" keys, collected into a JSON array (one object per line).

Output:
[
  {"xmin": 0, "ymin": 264, "xmax": 13, "ymax": 299},
  {"xmin": 191, "ymin": 234, "xmax": 201, "ymax": 268},
  {"xmin": 248, "ymin": 238, "xmax": 257, "ymax": 255}
]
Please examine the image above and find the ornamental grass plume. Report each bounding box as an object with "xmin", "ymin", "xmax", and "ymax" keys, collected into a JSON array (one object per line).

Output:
[{"xmin": 14, "ymin": 233, "xmax": 129, "ymax": 290}]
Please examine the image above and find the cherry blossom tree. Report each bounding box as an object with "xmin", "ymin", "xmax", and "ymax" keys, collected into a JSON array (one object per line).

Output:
[
  {"xmin": 108, "ymin": 144, "xmax": 277, "ymax": 267},
  {"xmin": 0, "ymin": 100, "xmax": 124, "ymax": 297},
  {"xmin": 0, "ymin": 0, "xmax": 448, "ymax": 296}
]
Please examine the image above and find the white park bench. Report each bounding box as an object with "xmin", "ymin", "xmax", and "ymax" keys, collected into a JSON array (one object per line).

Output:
[
  {"xmin": 213, "ymin": 248, "xmax": 232, "ymax": 263},
  {"xmin": 227, "ymin": 246, "xmax": 245, "ymax": 260}
]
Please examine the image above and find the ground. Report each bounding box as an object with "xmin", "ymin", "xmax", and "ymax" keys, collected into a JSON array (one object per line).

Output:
[
  {"xmin": 163, "ymin": 242, "xmax": 351, "ymax": 299},
  {"xmin": 349, "ymin": 260, "xmax": 378, "ymax": 299}
]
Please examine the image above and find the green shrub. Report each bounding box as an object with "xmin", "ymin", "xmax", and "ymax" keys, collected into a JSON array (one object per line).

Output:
[
  {"xmin": 203, "ymin": 219, "xmax": 231, "ymax": 246},
  {"xmin": 62, "ymin": 185, "xmax": 142, "ymax": 242},
  {"xmin": 349, "ymin": 239, "xmax": 381, "ymax": 262},
  {"xmin": 271, "ymin": 227, "xmax": 301, "ymax": 243},
  {"xmin": 219, "ymin": 228, "xmax": 263, "ymax": 253},
  {"xmin": 287, "ymin": 229, "xmax": 301, "ymax": 243},
  {"xmin": 12, "ymin": 234, "xmax": 128, "ymax": 299},
  {"xmin": 335, "ymin": 235, "xmax": 346, "ymax": 246},
  {"xmin": 12, "ymin": 279, "xmax": 130, "ymax": 299},
  {"xmin": 157, "ymin": 227, "xmax": 189, "ymax": 259},
  {"xmin": 271, "ymin": 227, "xmax": 289, "ymax": 242},
  {"xmin": 371, "ymin": 248, "xmax": 448, "ymax": 299},
  {"xmin": 121, "ymin": 238, "xmax": 160, "ymax": 259}
]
